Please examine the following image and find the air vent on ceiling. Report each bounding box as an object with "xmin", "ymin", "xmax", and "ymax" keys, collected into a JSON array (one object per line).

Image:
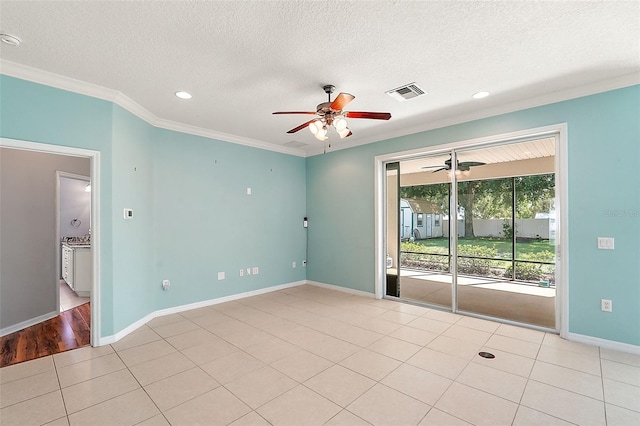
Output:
[
  {"xmin": 283, "ymin": 141, "xmax": 308, "ymax": 148},
  {"xmin": 386, "ymin": 82, "xmax": 426, "ymax": 101}
]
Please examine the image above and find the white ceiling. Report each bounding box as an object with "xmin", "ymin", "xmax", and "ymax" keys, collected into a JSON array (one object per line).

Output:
[{"xmin": 1, "ymin": 1, "xmax": 638, "ymax": 157}]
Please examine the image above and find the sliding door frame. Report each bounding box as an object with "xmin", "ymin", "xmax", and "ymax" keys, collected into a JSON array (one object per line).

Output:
[{"xmin": 374, "ymin": 123, "xmax": 568, "ymax": 336}]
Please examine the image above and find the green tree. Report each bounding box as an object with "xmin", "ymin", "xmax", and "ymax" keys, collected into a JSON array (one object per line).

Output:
[
  {"xmin": 401, "ymin": 174, "xmax": 554, "ymax": 238},
  {"xmin": 458, "ymin": 180, "xmax": 483, "ymax": 237},
  {"xmin": 514, "ymin": 174, "xmax": 555, "ymax": 218}
]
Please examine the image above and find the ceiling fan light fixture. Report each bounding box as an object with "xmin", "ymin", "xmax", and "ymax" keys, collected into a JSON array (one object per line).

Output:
[
  {"xmin": 274, "ymin": 85, "xmax": 391, "ymax": 141},
  {"xmin": 333, "ymin": 115, "xmax": 348, "ymax": 131},
  {"xmin": 309, "ymin": 119, "xmax": 323, "ymax": 135},
  {"xmin": 314, "ymin": 126, "xmax": 328, "ymax": 141},
  {"xmin": 337, "ymin": 127, "xmax": 350, "ymax": 139}
]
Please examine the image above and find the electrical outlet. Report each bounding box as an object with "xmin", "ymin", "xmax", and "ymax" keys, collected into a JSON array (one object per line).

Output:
[
  {"xmin": 601, "ymin": 299, "xmax": 612, "ymax": 312},
  {"xmin": 162, "ymin": 279, "xmax": 170, "ymax": 291},
  {"xmin": 252, "ymin": 267, "xmax": 259, "ymax": 275},
  {"xmin": 597, "ymin": 237, "xmax": 615, "ymax": 250},
  {"xmin": 239, "ymin": 269, "xmax": 244, "ymax": 277},
  {"xmin": 292, "ymin": 261, "xmax": 296, "ymax": 268},
  {"xmin": 302, "ymin": 260, "xmax": 307, "ymax": 267}
]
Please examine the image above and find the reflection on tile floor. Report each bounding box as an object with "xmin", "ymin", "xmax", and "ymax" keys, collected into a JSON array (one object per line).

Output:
[{"xmin": 1, "ymin": 284, "xmax": 638, "ymax": 425}]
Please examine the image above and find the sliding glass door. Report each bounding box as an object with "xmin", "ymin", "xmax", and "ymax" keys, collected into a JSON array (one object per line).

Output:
[
  {"xmin": 397, "ymin": 154, "xmax": 452, "ymax": 309},
  {"xmin": 385, "ymin": 137, "xmax": 557, "ymax": 330}
]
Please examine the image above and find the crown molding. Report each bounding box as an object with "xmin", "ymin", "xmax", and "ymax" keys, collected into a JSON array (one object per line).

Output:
[
  {"xmin": 2, "ymin": 60, "xmax": 636, "ymax": 159},
  {"xmin": 151, "ymin": 115, "xmax": 305, "ymax": 156},
  {"xmin": 0, "ymin": 59, "xmax": 119, "ymax": 103},
  {"xmin": 0, "ymin": 60, "xmax": 306, "ymax": 157},
  {"xmin": 305, "ymin": 71, "xmax": 640, "ymax": 157}
]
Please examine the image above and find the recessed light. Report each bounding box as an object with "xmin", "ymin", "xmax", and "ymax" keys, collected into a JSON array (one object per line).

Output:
[
  {"xmin": 175, "ymin": 91, "xmax": 192, "ymax": 99},
  {"xmin": 472, "ymin": 91, "xmax": 490, "ymax": 99},
  {"xmin": 0, "ymin": 33, "xmax": 21, "ymax": 46}
]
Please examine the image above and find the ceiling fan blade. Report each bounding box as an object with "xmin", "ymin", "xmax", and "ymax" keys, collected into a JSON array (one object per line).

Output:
[
  {"xmin": 330, "ymin": 92, "xmax": 355, "ymax": 111},
  {"xmin": 287, "ymin": 119, "xmax": 316, "ymax": 134},
  {"xmin": 432, "ymin": 167, "xmax": 448, "ymax": 173},
  {"xmin": 458, "ymin": 161, "xmax": 486, "ymax": 167},
  {"xmin": 421, "ymin": 165, "xmax": 443, "ymax": 169},
  {"xmin": 345, "ymin": 111, "xmax": 391, "ymax": 120},
  {"xmin": 273, "ymin": 111, "xmax": 318, "ymax": 115}
]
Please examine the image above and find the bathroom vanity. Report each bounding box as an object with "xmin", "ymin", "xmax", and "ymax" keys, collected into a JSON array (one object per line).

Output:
[{"xmin": 61, "ymin": 243, "xmax": 91, "ymax": 297}]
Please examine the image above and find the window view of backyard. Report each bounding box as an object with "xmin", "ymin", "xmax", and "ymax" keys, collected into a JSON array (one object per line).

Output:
[{"xmin": 399, "ymin": 174, "xmax": 556, "ymax": 286}]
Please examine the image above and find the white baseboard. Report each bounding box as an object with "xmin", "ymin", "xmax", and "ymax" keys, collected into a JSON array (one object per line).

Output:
[
  {"xmin": 97, "ymin": 312, "xmax": 156, "ymax": 346},
  {"xmin": 306, "ymin": 280, "xmax": 375, "ymax": 298},
  {"xmin": 567, "ymin": 332, "xmax": 640, "ymax": 355},
  {"xmin": 0, "ymin": 310, "xmax": 59, "ymax": 337},
  {"xmin": 97, "ymin": 280, "xmax": 307, "ymax": 346}
]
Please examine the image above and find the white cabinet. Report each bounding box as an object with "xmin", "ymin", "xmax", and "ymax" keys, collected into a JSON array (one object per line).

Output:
[
  {"xmin": 61, "ymin": 244, "xmax": 91, "ymax": 297},
  {"xmin": 62, "ymin": 245, "xmax": 74, "ymax": 287}
]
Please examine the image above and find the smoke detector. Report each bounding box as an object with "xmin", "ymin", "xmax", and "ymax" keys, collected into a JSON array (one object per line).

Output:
[
  {"xmin": 386, "ymin": 82, "xmax": 426, "ymax": 101},
  {"xmin": 0, "ymin": 33, "xmax": 21, "ymax": 46}
]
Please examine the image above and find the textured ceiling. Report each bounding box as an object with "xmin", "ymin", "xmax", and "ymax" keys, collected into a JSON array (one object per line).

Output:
[{"xmin": 1, "ymin": 1, "xmax": 639, "ymax": 156}]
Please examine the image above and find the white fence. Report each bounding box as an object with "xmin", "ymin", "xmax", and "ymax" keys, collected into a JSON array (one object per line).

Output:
[{"xmin": 441, "ymin": 219, "xmax": 550, "ymax": 239}]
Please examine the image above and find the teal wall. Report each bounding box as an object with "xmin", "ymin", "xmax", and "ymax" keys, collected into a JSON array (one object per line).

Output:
[
  {"xmin": 0, "ymin": 75, "xmax": 116, "ymax": 334},
  {"xmin": 306, "ymin": 85, "xmax": 640, "ymax": 346},
  {"xmin": 110, "ymin": 105, "xmax": 155, "ymax": 333},
  {"xmin": 151, "ymin": 128, "xmax": 307, "ymax": 309},
  {"xmin": 0, "ymin": 75, "xmax": 306, "ymax": 338},
  {"xmin": 1, "ymin": 73, "xmax": 638, "ymax": 347}
]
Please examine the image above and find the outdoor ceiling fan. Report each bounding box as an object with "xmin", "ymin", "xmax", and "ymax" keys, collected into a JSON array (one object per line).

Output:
[
  {"xmin": 272, "ymin": 84, "xmax": 391, "ymax": 141},
  {"xmin": 422, "ymin": 155, "xmax": 486, "ymax": 173}
]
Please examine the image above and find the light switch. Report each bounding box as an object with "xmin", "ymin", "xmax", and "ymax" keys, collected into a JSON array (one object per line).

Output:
[
  {"xmin": 597, "ymin": 237, "xmax": 614, "ymax": 250},
  {"xmin": 246, "ymin": 187, "xmax": 252, "ymax": 195}
]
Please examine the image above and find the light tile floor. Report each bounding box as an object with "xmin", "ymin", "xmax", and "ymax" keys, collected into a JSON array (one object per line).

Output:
[
  {"xmin": 59, "ymin": 280, "xmax": 90, "ymax": 312},
  {"xmin": 1, "ymin": 284, "xmax": 638, "ymax": 426}
]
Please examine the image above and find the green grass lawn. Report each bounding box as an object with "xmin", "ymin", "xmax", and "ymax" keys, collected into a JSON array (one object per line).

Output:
[{"xmin": 403, "ymin": 237, "xmax": 555, "ymax": 262}]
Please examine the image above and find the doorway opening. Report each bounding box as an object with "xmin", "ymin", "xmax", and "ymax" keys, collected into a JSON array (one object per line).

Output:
[
  {"xmin": 376, "ymin": 125, "xmax": 567, "ymax": 333},
  {"xmin": 57, "ymin": 172, "xmax": 91, "ymax": 314},
  {"xmin": 0, "ymin": 138, "xmax": 101, "ymax": 356}
]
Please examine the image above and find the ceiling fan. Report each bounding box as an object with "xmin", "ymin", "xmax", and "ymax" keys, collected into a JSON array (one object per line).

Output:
[
  {"xmin": 422, "ymin": 155, "xmax": 486, "ymax": 173},
  {"xmin": 273, "ymin": 85, "xmax": 391, "ymax": 141}
]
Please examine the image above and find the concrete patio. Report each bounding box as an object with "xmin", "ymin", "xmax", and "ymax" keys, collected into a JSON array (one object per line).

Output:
[{"xmin": 388, "ymin": 269, "xmax": 556, "ymax": 329}]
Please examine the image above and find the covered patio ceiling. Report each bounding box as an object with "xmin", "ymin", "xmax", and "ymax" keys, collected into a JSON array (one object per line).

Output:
[{"xmin": 399, "ymin": 137, "xmax": 555, "ymax": 185}]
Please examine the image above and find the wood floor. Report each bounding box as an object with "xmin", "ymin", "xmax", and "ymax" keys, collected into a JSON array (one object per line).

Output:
[{"xmin": 0, "ymin": 303, "xmax": 91, "ymax": 368}]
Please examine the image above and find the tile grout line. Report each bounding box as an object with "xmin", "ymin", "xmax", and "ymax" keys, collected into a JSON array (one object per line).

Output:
[
  {"xmin": 50, "ymin": 353, "xmax": 71, "ymax": 424},
  {"xmin": 7, "ymin": 285, "xmax": 638, "ymax": 425},
  {"xmin": 110, "ymin": 344, "xmax": 172, "ymax": 426},
  {"xmin": 599, "ymin": 346, "xmax": 611, "ymax": 425}
]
